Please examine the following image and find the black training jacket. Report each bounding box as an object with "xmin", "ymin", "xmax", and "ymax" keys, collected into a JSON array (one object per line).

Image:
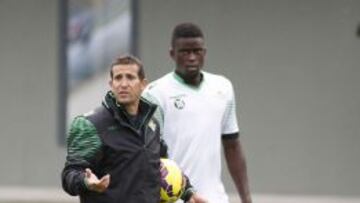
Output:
[{"xmin": 62, "ymin": 92, "xmax": 168, "ymax": 203}]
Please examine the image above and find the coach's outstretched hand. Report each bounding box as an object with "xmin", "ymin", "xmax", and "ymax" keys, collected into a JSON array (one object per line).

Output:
[
  {"xmin": 84, "ymin": 168, "xmax": 110, "ymax": 193},
  {"xmin": 187, "ymin": 193, "xmax": 208, "ymax": 203}
]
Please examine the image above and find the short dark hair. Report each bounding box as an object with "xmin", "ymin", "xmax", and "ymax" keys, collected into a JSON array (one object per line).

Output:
[
  {"xmin": 110, "ymin": 54, "xmax": 145, "ymax": 79},
  {"xmin": 171, "ymin": 22, "xmax": 204, "ymax": 47}
]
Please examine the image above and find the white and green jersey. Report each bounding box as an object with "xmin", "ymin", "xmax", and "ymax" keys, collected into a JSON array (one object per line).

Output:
[{"xmin": 143, "ymin": 71, "xmax": 239, "ymax": 203}]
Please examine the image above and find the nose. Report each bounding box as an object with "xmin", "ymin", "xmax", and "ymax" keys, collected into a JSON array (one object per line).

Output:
[
  {"xmin": 119, "ymin": 79, "xmax": 129, "ymax": 88},
  {"xmin": 188, "ymin": 52, "xmax": 197, "ymax": 61}
]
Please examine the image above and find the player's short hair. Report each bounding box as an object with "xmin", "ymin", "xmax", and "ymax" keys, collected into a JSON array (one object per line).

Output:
[
  {"xmin": 110, "ymin": 54, "xmax": 145, "ymax": 80},
  {"xmin": 171, "ymin": 22, "xmax": 204, "ymax": 47}
]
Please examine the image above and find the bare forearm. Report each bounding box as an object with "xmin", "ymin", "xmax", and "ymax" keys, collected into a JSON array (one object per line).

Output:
[{"xmin": 223, "ymin": 138, "xmax": 252, "ymax": 203}]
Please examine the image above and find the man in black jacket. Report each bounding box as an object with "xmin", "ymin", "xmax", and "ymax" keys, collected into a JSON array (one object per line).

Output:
[{"xmin": 62, "ymin": 55, "xmax": 207, "ymax": 203}]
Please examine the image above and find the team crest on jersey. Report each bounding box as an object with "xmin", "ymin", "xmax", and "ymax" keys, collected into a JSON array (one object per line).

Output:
[
  {"xmin": 148, "ymin": 119, "xmax": 157, "ymax": 131},
  {"xmin": 174, "ymin": 98, "xmax": 185, "ymax": 110}
]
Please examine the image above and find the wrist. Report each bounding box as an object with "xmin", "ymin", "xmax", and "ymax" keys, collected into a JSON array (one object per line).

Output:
[
  {"xmin": 83, "ymin": 176, "xmax": 91, "ymax": 190},
  {"xmin": 241, "ymin": 196, "xmax": 252, "ymax": 203}
]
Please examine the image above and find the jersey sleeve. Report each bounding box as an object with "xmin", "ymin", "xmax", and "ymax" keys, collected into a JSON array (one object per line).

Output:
[
  {"xmin": 221, "ymin": 81, "xmax": 239, "ymax": 135},
  {"xmin": 62, "ymin": 116, "xmax": 102, "ymax": 196},
  {"xmin": 66, "ymin": 116, "xmax": 102, "ymax": 160}
]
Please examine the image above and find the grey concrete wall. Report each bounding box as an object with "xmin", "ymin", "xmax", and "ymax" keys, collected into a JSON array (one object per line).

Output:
[
  {"xmin": 138, "ymin": 0, "xmax": 360, "ymax": 196},
  {"xmin": 0, "ymin": 0, "xmax": 65, "ymax": 186}
]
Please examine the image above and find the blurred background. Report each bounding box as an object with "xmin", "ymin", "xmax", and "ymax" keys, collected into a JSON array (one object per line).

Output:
[{"xmin": 0, "ymin": 0, "xmax": 359, "ymax": 202}]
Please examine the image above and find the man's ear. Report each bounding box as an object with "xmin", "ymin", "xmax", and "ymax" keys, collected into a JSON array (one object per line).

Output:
[{"xmin": 141, "ymin": 78, "xmax": 148, "ymax": 90}]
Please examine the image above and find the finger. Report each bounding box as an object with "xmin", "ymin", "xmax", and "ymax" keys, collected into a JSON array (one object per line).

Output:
[
  {"xmin": 100, "ymin": 174, "xmax": 110, "ymax": 182},
  {"xmin": 100, "ymin": 174, "xmax": 110, "ymax": 188}
]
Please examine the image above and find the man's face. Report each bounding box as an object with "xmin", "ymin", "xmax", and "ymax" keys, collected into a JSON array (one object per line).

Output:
[
  {"xmin": 109, "ymin": 64, "xmax": 146, "ymax": 107},
  {"xmin": 170, "ymin": 37, "xmax": 206, "ymax": 80}
]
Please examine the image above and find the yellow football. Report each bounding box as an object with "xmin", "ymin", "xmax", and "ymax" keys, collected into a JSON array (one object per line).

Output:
[{"xmin": 160, "ymin": 158, "xmax": 186, "ymax": 203}]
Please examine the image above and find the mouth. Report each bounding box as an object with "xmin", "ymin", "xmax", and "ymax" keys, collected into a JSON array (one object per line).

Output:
[
  {"xmin": 186, "ymin": 66, "xmax": 199, "ymax": 71},
  {"xmin": 118, "ymin": 91, "xmax": 129, "ymax": 96}
]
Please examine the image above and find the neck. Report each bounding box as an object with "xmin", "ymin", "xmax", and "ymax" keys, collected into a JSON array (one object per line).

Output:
[
  {"xmin": 124, "ymin": 103, "xmax": 139, "ymax": 116},
  {"xmin": 117, "ymin": 100, "xmax": 139, "ymax": 116},
  {"xmin": 176, "ymin": 71, "xmax": 202, "ymax": 87},
  {"xmin": 186, "ymin": 76, "xmax": 201, "ymax": 86}
]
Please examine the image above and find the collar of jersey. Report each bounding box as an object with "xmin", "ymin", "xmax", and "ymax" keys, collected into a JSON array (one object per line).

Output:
[{"xmin": 172, "ymin": 71, "xmax": 204, "ymax": 91}]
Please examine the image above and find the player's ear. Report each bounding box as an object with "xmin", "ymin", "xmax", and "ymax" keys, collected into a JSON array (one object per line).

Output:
[{"xmin": 169, "ymin": 48, "xmax": 175, "ymax": 59}]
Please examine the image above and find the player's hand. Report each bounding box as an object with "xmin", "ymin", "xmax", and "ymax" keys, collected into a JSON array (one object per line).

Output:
[
  {"xmin": 84, "ymin": 168, "xmax": 110, "ymax": 193},
  {"xmin": 187, "ymin": 193, "xmax": 208, "ymax": 203}
]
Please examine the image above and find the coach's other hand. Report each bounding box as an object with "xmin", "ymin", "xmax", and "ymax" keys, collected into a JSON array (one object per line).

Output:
[{"xmin": 187, "ymin": 193, "xmax": 208, "ymax": 203}]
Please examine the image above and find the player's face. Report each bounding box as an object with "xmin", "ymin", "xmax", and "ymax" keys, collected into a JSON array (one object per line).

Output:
[
  {"xmin": 170, "ymin": 37, "xmax": 206, "ymax": 81},
  {"xmin": 109, "ymin": 64, "xmax": 146, "ymax": 108}
]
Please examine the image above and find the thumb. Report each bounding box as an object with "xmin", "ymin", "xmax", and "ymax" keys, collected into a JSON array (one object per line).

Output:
[{"xmin": 85, "ymin": 168, "xmax": 93, "ymax": 178}]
